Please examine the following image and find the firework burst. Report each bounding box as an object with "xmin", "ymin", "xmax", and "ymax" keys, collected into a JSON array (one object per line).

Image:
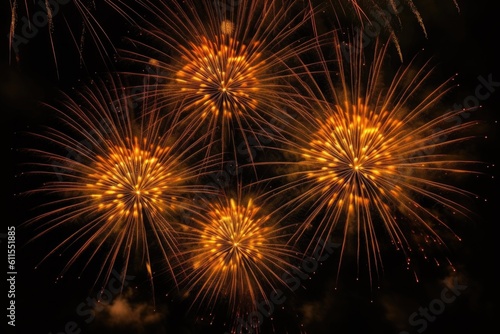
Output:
[
  {"xmin": 334, "ymin": 0, "xmax": 460, "ymax": 33},
  {"xmin": 323, "ymin": 0, "xmax": 460, "ymax": 60},
  {"xmin": 19, "ymin": 77, "xmax": 219, "ymax": 286},
  {"xmin": 120, "ymin": 0, "xmax": 321, "ymax": 157},
  {"xmin": 257, "ymin": 31, "xmax": 482, "ymax": 284},
  {"xmin": 178, "ymin": 186, "xmax": 298, "ymax": 318},
  {"xmin": 8, "ymin": 0, "xmax": 135, "ymax": 72}
]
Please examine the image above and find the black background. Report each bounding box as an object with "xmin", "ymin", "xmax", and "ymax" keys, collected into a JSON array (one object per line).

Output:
[{"xmin": 3, "ymin": 1, "xmax": 499, "ymax": 334}]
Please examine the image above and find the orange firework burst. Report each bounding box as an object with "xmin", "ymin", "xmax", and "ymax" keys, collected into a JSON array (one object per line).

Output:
[
  {"xmin": 174, "ymin": 35, "xmax": 261, "ymax": 122},
  {"xmin": 121, "ymin": 0, "xmax": 320, "ymax": 156},
  {"xmin": 20, "ymin": 77, "xmax": 218, "ymax": 286},
  {"xmin": 257, "ymin": 31, "xmax": 483, "ymax": 284},
  {"xmin": 178, "ymin": 187, "xmax": 297, "ymax": 316}
]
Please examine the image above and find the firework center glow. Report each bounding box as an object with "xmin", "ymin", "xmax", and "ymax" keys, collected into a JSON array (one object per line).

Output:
[
  {"xmin": 87, "ymin": 137, "xmax": 175, "ymax": 220},
  {"xmin": 176, "ymin": 36, "xmax": 261, "ymax": 118}
]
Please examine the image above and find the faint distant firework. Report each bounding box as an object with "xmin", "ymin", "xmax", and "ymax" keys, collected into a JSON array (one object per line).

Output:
[
  {"xmin": 8, "ymin": 0, "xmax": 134, "ymax": 70},
  {"xmin": 258, "ymin": 31, "xmax": 483, "ymax": 284},
  {"xmin": 121, "ymin": 0, "xmax": 321, "ymax": 158},
  {"xmin": 19, "ymin": 77, "xmax": 219, "ymax": 286},
  {"xmin": 178, "ymin": 186, "xmax": 298, "ymax": 321},
  {"xmin": 339, "ymin": 1, "xmax": 457, "ymax": 31},
  {"xmin": 326, "ymin": 0, "xmax": 460, "ymax": 59}
]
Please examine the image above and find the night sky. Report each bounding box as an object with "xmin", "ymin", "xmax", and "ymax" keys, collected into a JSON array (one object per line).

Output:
[{"xmin": 3, "ymin": 1, "xmax": 499, "ymax": 334}]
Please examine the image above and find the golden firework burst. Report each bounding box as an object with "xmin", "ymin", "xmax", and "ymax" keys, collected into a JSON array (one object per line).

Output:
[
  {"xmin": 301, "ymin": 105, "xmax": 405, "ymax": 209},
  {"xmin": 21, "ymin": 77, "xmax": 218, "ymax": 285},
  {"xmin": 87, "ymin": 137, "xmax": 182, "ymax": 223},
  {"xmin": 174, "ymin": 35, "xmax": 261, "ymax": 120},
  {"xmin": 179, "ymin": 190, "xmax": 297, "ymax": 314},
  {"xmin": 257, "ymin": 31, "xmax": 483, "ymax": 284},
  {"xmin": 122, "ymin": 0, "xmax": 320, "ymax": 156}
]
